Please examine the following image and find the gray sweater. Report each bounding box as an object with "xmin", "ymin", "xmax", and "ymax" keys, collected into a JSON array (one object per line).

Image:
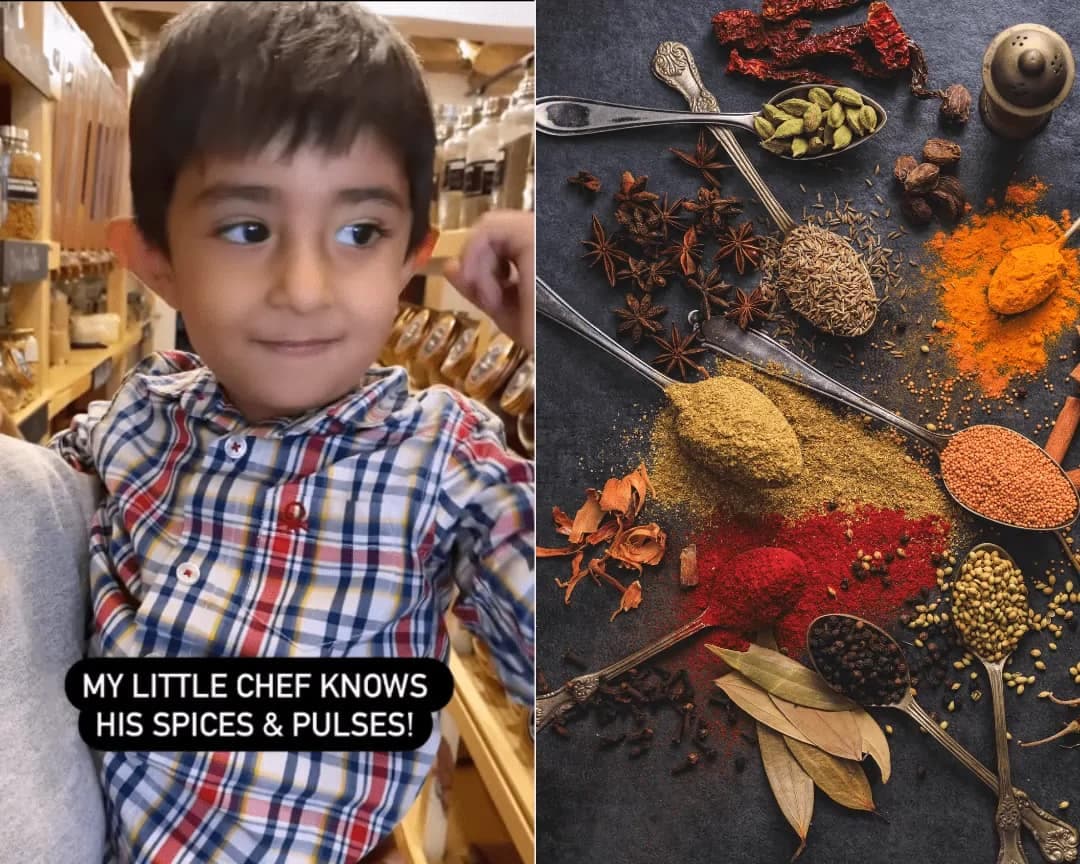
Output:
[{"xmin": 0, "ymin": 435, "xmax": 105, "ymax": 863}]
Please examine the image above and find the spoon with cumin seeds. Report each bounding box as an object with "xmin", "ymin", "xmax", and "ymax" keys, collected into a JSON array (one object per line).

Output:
[{"xmin": 807, "ymin": 613, "xmax": 1078, "ymax": 864}]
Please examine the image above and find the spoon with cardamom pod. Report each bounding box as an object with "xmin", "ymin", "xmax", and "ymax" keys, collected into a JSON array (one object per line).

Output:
[
  {"xmin": 535, "ymin": 82, "xmax": 887, "ymax": 161},
  {"xmin": 808, "ymin": 613, "xmax": 1077, "ymax": 864},
  {"xmin": 952, "ymin": 543, "xmax": 1035, "ymax": 864},
  {"xmin": 691, "ymin": 310, "xmax": 1080, "ymax": 536}
]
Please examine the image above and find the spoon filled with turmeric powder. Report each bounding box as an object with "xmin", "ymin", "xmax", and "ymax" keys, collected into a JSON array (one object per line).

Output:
[
  {"xmin": 536, "ymin": 276, "xmax": 804, "ymax": 487},
  {"xmin": 987, "ymin": 214, "xmax": 1080, "ymax": 316}
]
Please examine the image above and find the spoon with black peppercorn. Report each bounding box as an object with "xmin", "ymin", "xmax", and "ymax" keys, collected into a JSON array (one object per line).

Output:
[{"xmin": 807, "ymin": 613, "xmax": 1077, "ymax": 864}]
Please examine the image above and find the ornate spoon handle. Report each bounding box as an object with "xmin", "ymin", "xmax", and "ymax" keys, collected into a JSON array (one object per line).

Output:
[
  {"xmin": 650, "ymin": 40, "xmax": 796, "ymax": 235},
  {"xmin": 984, "ymin": 658, "xmax": 1029, "ymax": 864}
]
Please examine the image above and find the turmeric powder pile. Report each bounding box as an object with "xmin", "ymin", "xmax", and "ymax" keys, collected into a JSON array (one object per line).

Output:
[{"xmin": 924, "ymin": 180, "xmax": 1080, "ymax": 397}]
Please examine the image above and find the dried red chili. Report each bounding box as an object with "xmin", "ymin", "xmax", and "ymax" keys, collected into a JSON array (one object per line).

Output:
[{"xmin": 761, "ymin": 0, "xmax": 863, "ymax": 22}]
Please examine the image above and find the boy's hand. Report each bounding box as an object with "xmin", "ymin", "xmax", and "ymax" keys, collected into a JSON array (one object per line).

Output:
[{"xmin": 442, "ymin": 210, "xmax": 535, "ymax": 352}]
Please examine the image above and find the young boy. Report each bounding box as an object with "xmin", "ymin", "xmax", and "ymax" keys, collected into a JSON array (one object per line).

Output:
[{"xmin": 46, "ymin": 3, "xmax": 534, "ymax": 861}]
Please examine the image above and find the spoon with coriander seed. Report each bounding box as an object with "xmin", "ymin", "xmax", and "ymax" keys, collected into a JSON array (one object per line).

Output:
[
  {"xmin": 536, "ymin": 276, "xmax": 804, "ymax": 487},
  {"xmin": 952, "ymin": 543, "xmax": 1035, "ymax": 864},
  {"xmin": 807, "ymin": 613, "xmax": 1078, "ymax": 864}
]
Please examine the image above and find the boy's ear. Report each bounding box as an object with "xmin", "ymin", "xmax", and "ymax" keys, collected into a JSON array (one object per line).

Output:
[
  {"xmin": 401, "ymin": 227, "xmax": 438, "ymax": 288},
  {"xmin": 107, "ymin": 218, "xmax": 179, "ymax": 307}
]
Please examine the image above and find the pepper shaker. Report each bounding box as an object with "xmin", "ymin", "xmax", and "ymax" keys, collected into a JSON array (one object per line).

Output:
[{"xmin": 980, "ymin": 24, "xmax": 1075, "ymax": 139}]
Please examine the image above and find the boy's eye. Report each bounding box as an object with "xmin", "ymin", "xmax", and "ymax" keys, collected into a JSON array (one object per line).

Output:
[
  {"xmin": 336, "ymin": 223, "xmax": 383, "ymax": 247},
  {"xmin": 217, "ymin": 221, "xmax": 270, "ymax": 244}
]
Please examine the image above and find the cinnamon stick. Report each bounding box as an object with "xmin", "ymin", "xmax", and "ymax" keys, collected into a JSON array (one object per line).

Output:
[
  {"xmin": 1068, "ymin": 468, "xmax": 1080, "ymax": 489},
  {"xmin": 1071, "ymin": 361, "xmax": 1080, "ymax": 387},
  {"xmin": 1045, "ymin": 396, "xmax": 1080, "ymax": 463}
]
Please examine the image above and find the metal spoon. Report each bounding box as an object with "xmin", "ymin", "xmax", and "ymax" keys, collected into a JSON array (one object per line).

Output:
[
  {"xmin": 806, "ymin": 613, "xmax": 1077, "ymax": 864},
  {"xmin": 691, "ymin": 311, "xmax": 1080, "ymax": 534},
  {"xmin": 953, "ymin": 543, "xmax": 1033, "ymax": 864},
  {"xmin": 536, "ymin": 86, "xmax": 888, "ymax": 162}
]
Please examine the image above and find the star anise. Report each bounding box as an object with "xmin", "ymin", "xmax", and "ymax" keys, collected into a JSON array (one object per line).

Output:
[
  {"xmin": 725, "ymin": 287, "xmax": 771, "ymax": 330},
  {"xmin": 686, "ymin": 266, "xmax": 735, "ymax": 319},
  {"xmin": 669, "ymin": 131, "xmax": 731, "ymax": 187},
  {"xmin": 641, "ymin": 259, "xmax": 674, "ymax": 293},
  {"xmin": 653, "ymin": 194, "xmax": 686, "ymax": 239},
  {"xmin": 651, "ymin": 324, "xmax": 709, "ymax": 380},
  {"xmin": 683, "ymin": 186, "xmax": 743, "ymax": 229},
  {"xmin": 614, "ymin": 171, "xmax": 660, "ymax": 214},
  {"xmin": 614, "ymin": 293, "xmax": 668, "ymax": 344},
  {"xmin": 616, "ymin": 256, "xmax": 650, "ymax": 293},
  {"xmin": 663, "ymin": 225, "xmax": 702, "ymax": 277},
  {"xmin": 615, "ymin": 204, "xmax": 664, "ymax": 252},
  {"xmin": 714, "ymin": 221, "xmax": 764, "ymax": 275},
  {"xmin": 567, "ymin": 170, "xmax": 601, "ymax": 192},
  {"xmin": 582, "ymin": 214, "xmax": 625, "ymax": 287}
]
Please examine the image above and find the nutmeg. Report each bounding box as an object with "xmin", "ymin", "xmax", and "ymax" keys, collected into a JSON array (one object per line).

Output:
[
  {"xmin": 893, "ymin": 154, "xmax": 918, "ymax": 184},
  {"xmin": 901, "ymin": 193, "xmax": 934, "ymax": 225},
  {"xmin": 928, "ymin": 187, "xmax": 962, "ymax": 223},
  {"xmin": 903, "ymin": 162, "xmax": 941, "ymax": 195},
  {"xmin": 922, "ymin": 138, "xmax": 962, "ymax": 169},
  {"xmin": 935, "ymin": 175, "xmax": 966, "ymax": 207},
  {"xmin": 940, "ymin": 84, "xmax": 972, "ymax": 126}
]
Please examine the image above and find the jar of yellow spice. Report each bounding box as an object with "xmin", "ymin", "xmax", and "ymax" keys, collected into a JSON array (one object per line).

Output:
[{"xmin": 0, "ymin": 126, "xmax": 40, "ymax": 241}]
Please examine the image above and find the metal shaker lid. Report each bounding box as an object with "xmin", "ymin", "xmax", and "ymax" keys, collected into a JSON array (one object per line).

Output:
[{"xmin": 983, "ymin": 24, "xmax": 1075, "ymax": 110}]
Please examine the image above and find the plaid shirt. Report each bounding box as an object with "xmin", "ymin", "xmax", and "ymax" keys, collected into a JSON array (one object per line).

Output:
[{"xmin": 51, "ymin": 351, "xmax": 534, "ymax": 864}]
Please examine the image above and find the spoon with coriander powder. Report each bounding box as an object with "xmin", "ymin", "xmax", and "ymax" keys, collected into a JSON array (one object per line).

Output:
[
  {"xmin": 536, "ymin": 276, "xmax": 803, "ymax": 487},
  {"xmin": 807, "ymin": 613, "xmax": 1078, "ymax": 864}
]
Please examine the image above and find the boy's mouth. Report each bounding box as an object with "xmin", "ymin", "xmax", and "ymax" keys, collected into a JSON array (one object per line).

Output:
[{"xmin": 254, "ymin": 338, "xmax": 342, "ymax": 357}]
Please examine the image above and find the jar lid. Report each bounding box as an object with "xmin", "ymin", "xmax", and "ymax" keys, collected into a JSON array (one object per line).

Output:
[
  {"xmin": 983, "ymin": 24, "xmax": 1076, "ymax": 112},
  {"xmin": 440, "ymin": 324, "xmax": 480, "ymax": 379},
  {"xmin": 416, "ymin": 311, "xmax": 459, "ymax": 364},
  {"xmin": 499, "ymin": 353, "xmax": 534, "ymax": 415},
  {"xmin": 394, "ymin": 307, "xmax": 431, "ymax": 357},
  {"xmin": 464, "ymin": 333, "xmax": 524, "ymax": 401}
]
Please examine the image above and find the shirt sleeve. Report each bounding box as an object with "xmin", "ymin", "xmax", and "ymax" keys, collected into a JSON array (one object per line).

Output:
[
  {"xmin": 46, "ymin": 400, "xmax": 110, "ymax": 474},
  {"xmin": 439, "ymin": 403, "xmax": 535, "ymax": 707}
]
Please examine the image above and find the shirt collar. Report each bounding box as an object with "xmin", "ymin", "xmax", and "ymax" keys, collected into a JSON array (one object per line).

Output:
[{"xmin": 136, "ymin": 351, "xmax": 409, "ymax": 437}]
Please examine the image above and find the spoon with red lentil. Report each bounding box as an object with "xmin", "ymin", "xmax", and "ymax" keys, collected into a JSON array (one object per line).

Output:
[
  {"xmin": 808, "ymin": 613, "xmax": 1077, "ymax": 864},
  {"xmin": 693, "ymin": 311, "xmax": 1080, "ymax": 534}
]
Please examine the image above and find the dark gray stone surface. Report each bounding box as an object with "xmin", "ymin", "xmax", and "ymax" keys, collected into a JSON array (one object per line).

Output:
[{"xmin": 535, "ymin": 2, "xmax": 1080, "ymax": 863}]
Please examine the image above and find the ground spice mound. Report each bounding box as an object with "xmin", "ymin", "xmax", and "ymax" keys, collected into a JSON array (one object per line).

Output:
[
  {"xmin": 666, "ymin": 376, "xmax": 803, "ymax": 487},
  {"xmin": 1004, "ymin": 177, "xmax": 1047, "ymax": 208},
  {"xmin": 683, "ymin": 505, "xmax": 951, "ymax": 658},
  {"xmin": 647, "ymin": 360, "xmax": 957, "ymax": 522},
  {"xmin": 924, "ymin": 179, "xmax": 1080, "ymax": 397}
]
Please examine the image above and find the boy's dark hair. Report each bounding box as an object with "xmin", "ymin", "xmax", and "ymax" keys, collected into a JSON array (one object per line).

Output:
[{"xmin": 130, "ymin": 1, "xmax": 434, "ymax": 257}]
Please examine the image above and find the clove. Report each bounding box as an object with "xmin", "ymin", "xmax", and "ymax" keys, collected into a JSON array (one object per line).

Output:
[
  {"xmin": 596, "ymin": 732, "xmax": 625, "ymax": 750},
  {"xmin": 672, "ymin": 752, "xmax": 700, "ymax": 775}
]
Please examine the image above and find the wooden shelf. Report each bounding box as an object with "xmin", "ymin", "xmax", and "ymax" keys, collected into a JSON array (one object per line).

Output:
[
  {"xmin": 393, "ymin": 780, "xmax": 431, "ymax": 864},
  {"xmin": 60, "ymin": 1, "xmax": 133, "ymax": 69},
  {"xmin": 423, "ymin": 229, "xmax": 470, "ymax": 275},
  {"xmin": 14, "ymin": 323, "xmax": 147, "ymax": 424},
  {"xmin": 447, "ymin": 649, "xmax": 534, "ymax": 864}
]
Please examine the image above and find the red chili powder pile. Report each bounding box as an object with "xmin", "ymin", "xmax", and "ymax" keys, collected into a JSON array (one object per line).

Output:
[{"xmin": 683, "ymin": 505, "xmax": 951, "ymax": 659}]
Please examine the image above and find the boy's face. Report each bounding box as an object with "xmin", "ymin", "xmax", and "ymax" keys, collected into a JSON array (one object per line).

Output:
[{"xmin": 155, "ymin": 131, "xmax": 416, "ymax": 422}]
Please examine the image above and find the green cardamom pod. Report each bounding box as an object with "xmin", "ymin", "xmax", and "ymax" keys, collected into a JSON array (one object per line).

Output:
[
  {"xmin": 807, "ymin": 135, "xmax": 825, "ymax": 154},
  {"xmin": 771, "ymin": 118, "xmax": 804, "ymax": 139},
  {"xmin": 777, "ymin": 98, "xmax": 813, "ymax": 117},
  {"xmin": 754, "ymin": 115, "xmax": 776, "ymax": 139},
  {"xmin": 760, "ymin": 138, "xmax": 792, "ymax": 155},
  {"xmin": 846, "ymin": 107, "xmax": 865, "ymax": 136},
  {"xmin": 802, "ymin": 103, "xmax": 822, "ymax": 134},
  {"xmin": 790, "ymin": 137, "xmax": 809, "ymax": 158},
  {"xmin": 822, "ymin": 125, "xmax": 834, "ymax": 147},
  {"xmin": 832, "ymin": 125, "xmax": 853, "ymax": 150},
  {"xmin": 827, "ymin": 101, "xmax": 846, "ymax": 129},
  {"xmin": 860, "ymin": 105, "xmax": 878, "ymax": 133},
  {"xmin": 807, "ymin": 87, "xmax": 833, "ymax": 109},
  {"xmin": 833, "ymin": 86, "xmax": 864, "ymax": 107},
  {"xmin": 762, "ymin": 103, "xmax": 790, "ymax": 124}
]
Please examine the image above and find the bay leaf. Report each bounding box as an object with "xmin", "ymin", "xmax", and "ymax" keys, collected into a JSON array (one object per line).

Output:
[
  {"xmin": 714, "ymin": 673, "xmax": 813, "ymax": 745},
  {"xmin": 853, "ymin": 710, "xmax": 891, "ymax": 783},
  {"xmin": 758, "ymin": 722, "xmax": 814, "ymax": 861},
  {"xmin": 784, "ymin": 737, "xmax": 876, "ymax": 812},
  {"xmin": 706, "ymin": 643, "xmax": 857, "ymax": 712},
  {"xmin": 770, "ymin": 697, "xmax": 864, "ymax": 761}
]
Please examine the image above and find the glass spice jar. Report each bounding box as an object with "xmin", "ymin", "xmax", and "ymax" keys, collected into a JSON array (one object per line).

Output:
[
  {"xmin": 0, "ymin": 126, "xmax": 40, "ymax": 241},
  {"xmin": 494, "ymin": 69, "xmax": 534, "ymax": 211},
  {"xmin": 382, "ymin": 303, "xmax": 420, "ymax": 365},
  {"xmin": 464, "ymin": 332, "xmax": 525, "ymax": 402},
  {"xmin": 461, "ymin": 97, "xmax": 508, "ymax": 228},
  {"xmin": 415, "ymin": 310, "xmax": 460, "ymax": 388},
  {"xmin": 0, "ymin": 326, "xmax": 35, "ymax": 408},
  {"xmin": 437, "ymin": 107, "xmax": 478, "ymax": 231},
  {"xmin": 394, "ymin": 306, "xmax": 432, "ymax": 366}
]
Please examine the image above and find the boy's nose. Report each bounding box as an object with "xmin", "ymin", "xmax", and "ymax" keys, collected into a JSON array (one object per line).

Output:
[{"xmin": 270, "ymin": 242, "xmax": 334, "ymax": 312}]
